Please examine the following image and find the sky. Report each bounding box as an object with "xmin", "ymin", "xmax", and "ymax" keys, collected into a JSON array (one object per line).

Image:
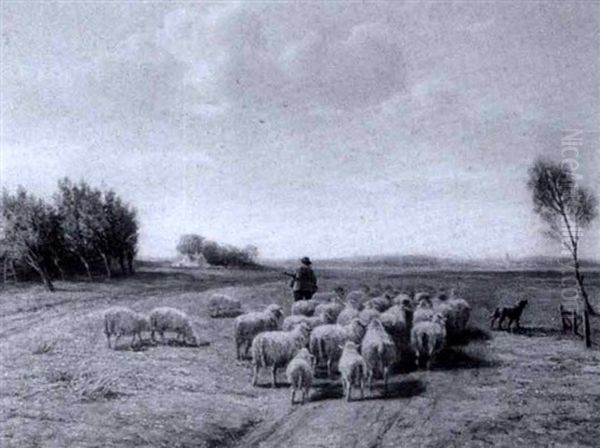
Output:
[{"xmin": 1, "ymin": 1, "xmax": 599, "ymax": 260}]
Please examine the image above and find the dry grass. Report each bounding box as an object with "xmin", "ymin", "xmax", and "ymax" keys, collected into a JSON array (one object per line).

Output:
[{"xmin": 1, "ymin": 265, "xmax": 599, "ymax": 447}]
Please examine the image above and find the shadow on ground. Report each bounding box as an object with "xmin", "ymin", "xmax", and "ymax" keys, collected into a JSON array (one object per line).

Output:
[{"xmin": 309, "ymin": 378, "xmax": 426, "ymax": 402}]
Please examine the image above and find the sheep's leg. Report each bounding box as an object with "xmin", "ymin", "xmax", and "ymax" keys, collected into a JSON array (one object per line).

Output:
[
  {"xmin": 271, "ymin": 366, "xmax": 278, "ymax": 388},
  {"xmin": 114, "ymin": 334, "xmax": 121, "ymax": 349},
  {"xmin": 252, "ymin": 364, "xmax": 259, "ymax": 386},
  {"xmin": 327, "ymin": 358, "xmax": 333, "ymax": 379},
  {"xmin": 290, "ymin": 388, "xmax": 296, "ymax": 405},
  {"xmin": 383, "ymin": 367, "xmax": 389, "ymax": 395},
  {"xmin": 235, "ymin": 341, "xmax": 241, "ymax": 360},
  {"xmin": 106, "ymin": 334, "xmax": 111, "ymax": 349},
  {"xmin": 303, "ymin": 387, "xmax": 308, "ymax": 404},
  {"xmin": 160, "ymin": 331, "xmax": 166, "ymax": 344},
  {"xmin": 346, "ymin": 382, "xmax": 352, "ymax": 402},
  {"xmin": 360, "ymin": 377, "xmax": 365, "ymax": 400},
  {"xmin": 151, "ymin": 330, "xmax": 156, "ymax": 343},
  {"xmin": 130, "ymin": 334, "xmax": 136, "ymax": 349}
]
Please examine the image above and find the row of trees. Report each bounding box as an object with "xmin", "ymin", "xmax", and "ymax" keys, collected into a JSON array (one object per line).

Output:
[
  {"xmin": 1, "ymin": 178, "xmax": 138, "ymax": 291},
  {"xmin": 176, "ymin": 234, "xmax": 258, "ymax": 267}
]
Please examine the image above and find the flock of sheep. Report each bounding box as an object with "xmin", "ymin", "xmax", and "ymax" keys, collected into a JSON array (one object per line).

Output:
[
  {"xmin": 232, "ymin": 285, "xmax": 471, "ymax": 403},
  {"xmin": 101, "ymin": 284, "xmax": 471, "ymax": 404}
]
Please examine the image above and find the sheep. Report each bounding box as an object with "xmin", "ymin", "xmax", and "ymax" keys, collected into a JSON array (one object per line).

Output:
[
  {"xmin": 346, "ymin": 285, "xmax": 371, "ymax": 309},
  {"xmin": 361, "ymin": 319, "xmax": 397, "ymax": 393},
  {"xmin": 364, "ymin": 292, "xmax": 394, "ymax": 313},
  {"xmin": 291, "ymin": 299, "xmax": 318, "ymax": 317},
  {"xmin": 338, "ymin": 341, "xmax": 368, "ymax": 402},
  {"xmin": 282, "ymin": 307, "xmax": 336, "ymax": 332},
  {"xmin": 149, "ymin": 307, "xmax": 198, "ymax": 346},
  {"xmin": 103, "ymin": 306, "xmax": 149, "ymax": 349},
  {"xmin": 392, "ymin": 293, "xmax": 413, "ymax": 307},
  {"xmin": 413, "ymin": 297, "xmax": 435, "ymax": 325},
  {"xmin": 336, "ymin": 303, "xmax": 361, "ymax": 325},
  {"xmin": 208, "ymin": 294, "xmax": 243, "ymax": 318},
  {"xmin": 285, "ymin": 348, "xmax": 314, "ymax": 405},
  {"xmin": 411, "ymin": 313, "xmax": 447, "ymax": 370},
  {"xmin": 314, "ymin": 297, "xmax": 345, "ymax": 323},
  {"xmin": 251, "ymin": 323, "xmax": 311, "ymax": 387},
  {"xmin": 309, "ymin": 318, "xmax": 367, "ymax": 379},
  {"xmin": 431, "ymin": 292, "xmax": 471, "ymax": 336},
  {"xmin": 449, "ymin": 298, "xmax": 471, "ymax": 331},
  {"xmin": 234, "ymin": 304, "xmax": 284, "ymax": 360},
  {"xmin": 380, "ymin": 303, "xmax": 414, "ymax": 348},
  {"xmin": 491, "ymin": 299, "xmax": 527, "ymax": 331},
  {"xmin": 358, "ymin": 308, "xmax": 381, "ymax": 326},
  {"xmin": 311, "ymin": 286, "xmax": 346, "ymax": 303}
]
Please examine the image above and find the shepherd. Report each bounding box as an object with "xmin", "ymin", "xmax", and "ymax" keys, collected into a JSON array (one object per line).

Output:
[{"xmin": 286, "ymin": 257, "xmax": 318, "ymax": 302}]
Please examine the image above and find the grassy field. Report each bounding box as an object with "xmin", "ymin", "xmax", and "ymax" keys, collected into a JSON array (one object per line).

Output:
[{"xmin": 1, "ymin": 264, "xmax": 600, "ymax": 448}]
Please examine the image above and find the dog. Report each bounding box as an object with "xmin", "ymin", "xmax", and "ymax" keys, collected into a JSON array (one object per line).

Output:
[{"xmin": 490, "ymin": 299, "xmax": 528, "ymax": 331}]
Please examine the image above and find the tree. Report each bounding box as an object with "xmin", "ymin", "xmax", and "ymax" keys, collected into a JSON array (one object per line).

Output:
[
  {"xmin": 1, "ymin": 188, "xmax": 60, "ymax": 291},
  {"xmin": 527, "ymin": 158, "xmax": 598, "ymax": 347},
  {"xmin": 176, "ymin": 234, "xmax": 205, "ymax": 259}
]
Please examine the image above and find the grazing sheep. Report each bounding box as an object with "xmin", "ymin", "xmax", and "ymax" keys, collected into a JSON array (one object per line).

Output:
[
  {"xmin": 149, "ymin": 307, "xmax": 198, "ymax": 345},
  {"xmin": 314, "ymin": 298, "xmax": 345, "ymax": 323},
  {"xmin": 286, "ymin": 348, "xmax": 314, "ymax": 405},
  {"xmin": 311, "ymin": 286, "xmax": 346, "ymax": 303},
  {"xmin": 309, "ymin": 318, "xmax": 367, "ymax": 378},
  {"xmin": 338, "ymin": 341, "xmax": 368, "ymax": 402},
  {"xmin": 490, "ymin": 299, "xmax": 528, "ymax": 331},
  {"xmin": 251, "ymin": 323, "xmax": 311, "ymax": 387},
  {"xmin": 234, "ymin": 304, "xmax": 284, "ymax": 360},
  {"xmin": 411, "ymin": 313, "xmax": 447, "ymax": 370},
  {"xmin": 359, "ymin": 308, "xmax": 381, "ymax": 325},
  {"xmin": 380, "ymin": 303, "xmax": 414, "ymax": 347},
  {"xmin": 282, "ymin": 307, "xmax": 336, "ymax": 332},
  {"xmin": 364, "ymin": 293, "xmax": 394, "ymax": 313},
  {"xmin": 346, "ymin": 285, "xmax": 371, "ymax": 309},
  {"xmin": 103, "ymin": 306, "xmax": 149, "ymax": 349},
  {"xmin": 361, "ymin": 319, "xmax": 396, "ymax": 393},
  {"xmin": 208, "ymin": 294, "xmax": 243, "ymax": 318},
  {"xmin": 336, "ymin": 303, "xmax": 361, "ymax": 325},
  {"xmin": 291, "ymin": 299, "xmax": 318, "ymax": 317}
]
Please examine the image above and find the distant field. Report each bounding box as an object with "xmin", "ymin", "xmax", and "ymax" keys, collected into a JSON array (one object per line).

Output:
[{"xmin": 1, "ymin": 264, "xmax": 599, "ymax": 447}]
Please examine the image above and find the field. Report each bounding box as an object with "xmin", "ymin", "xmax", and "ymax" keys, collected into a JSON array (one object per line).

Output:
[{"xmin": 1, "ymin": 264, "xmax": 600, "ymax": 448}]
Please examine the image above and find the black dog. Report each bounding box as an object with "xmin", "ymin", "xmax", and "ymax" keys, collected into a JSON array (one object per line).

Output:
[{"xmin": 490, "ymin": 299, "xmax": 528, "ymax": 331}]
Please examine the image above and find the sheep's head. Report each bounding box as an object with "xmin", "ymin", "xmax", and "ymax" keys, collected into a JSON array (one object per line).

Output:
[
  {"xmin": 518, "ymin": 299, "xmax": 528, "ymax": 309},
  {"xmin": 367, "ymin": 318, "xmax": 385, "ymax": 332},
  {"xmin": 340, "ymin": 340, "xmax": 359, "ymax": 353},
  {"xmin": 360, "ymin": 309, "xmax": 380, "ymax": 326},
  {"xmin": 334, "ymin": 286, "xmax": 346, "ymax": 299},
  {"xmin": 432, "ymin": 313, "xmax": 447, "ymax": 326},
  {"xmin": 296, "ymin": 347, "xmax": 314, "ymax": 363},
  {"xmin": 321, "ymin": 307, "xmax": 337, "ymax": 324},
  {"xmin": 266, "ymin": 304, "xmax": 284, "ymax": 320}
]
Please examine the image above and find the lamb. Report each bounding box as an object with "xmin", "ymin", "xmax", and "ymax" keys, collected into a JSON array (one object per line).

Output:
[
  {"xmin": 361, "ymin": 319, "xmax": 396, "ymax": 393},
  {"xmin": 251, "ymin": 323, "xmax": 311, "ymax": 387},
  {"xmin": 149, "ymin": 307, "xmax": 198, "ymax": 346},
  {"xmin": 338, "ymin": 341, "xmax": 368, "ymax": 402},
  {"xmin": 285, "ymin": 348, "xmax": 314, "ymax": 405},
  {"xmin": 336, "ymin": 303, "xmax": 361, "ymax": 325},
  {"xmin": 490, "ymin": 299, "xmax": 528, "ymax": 331},
  {"xmin": 208, "ymin": 294, "xmax": 243, "ymax": 318},
  {"xmin": 314, "ymin": 298, "xmax": 345, "ymax": 323},
  {"xmin": 411, "ymin": 313, "xmax": 447, "ymax": 370},
  {"xmin": 234, "ymin": 304, "xmax": 284, "ymax": 360},
  {"xmin": 291, "ymin": 299, "xmax": 318, "ymax": 317},
  {"xmin": 309, "ymin": 318, "xmax": 367, "ymax": 378},
  {"xmin": 103, "ymin": 306, "xmax": 149, "ymax": 349}
]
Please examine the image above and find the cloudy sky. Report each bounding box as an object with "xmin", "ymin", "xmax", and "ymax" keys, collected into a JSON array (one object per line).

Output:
[{"xmin": 2, "ymin": 1, "xmax": 599, "ymax": 260}]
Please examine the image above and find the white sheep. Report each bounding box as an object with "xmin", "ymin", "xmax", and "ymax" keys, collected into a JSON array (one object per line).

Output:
[
  {"xmin": 359, "ymin": 308, "xmax": 381, "ymax": 326},
  {"xmin": 208, "ymin": 294, "xmax": 243, "ymax": 318},
  {"xmin": 311, "ymin": 286, "xmax": 346, "ymax": 303},
  {"xmin": 336, "ymin": 303, "xmax": 361, "ymax": 325},
  {"xmin": 346, "ymin": 285, "xmax": 370, "ymax": 309},
  {"xmin": 413, "ymin": 298, "xmax": 435, "ymax": 325},
  {"xmin": 380, "ymin": 303, "xmax": 413, "ymax": 348},
  {"xmin": 411, "ymin": 313, "xmax": 447, "ymax": 370},
  {"xmin": 149, "ymin": 307, "xmax": 198, "ymax": 345},
  {"xmin": 432, "ymin": 293, "xmax": 471, "ymax": 336},
  {"xmin": 286, "ymin": 348, "xmax": 314, "ymax": 405},
  {"xmin": 314, "ymin": 298, "xmax": 345, "ymax": 323},
  {"xmin": 361, "ymin": 319, "xmax": 397, "ymax": 393},
  {"xmin": 309, "ymin": 318, "xmax": 367, "ymax": 379},
  {"xmin": 282, "ymin": 307, "xmax": 336, "ymax": 332},
  {"xmin": 291, "ymin": 299, "xmax": 318, "ymax": 317},
  {"xmin": 103, "ymin": 306, "xmax": 149, "ymax": 349},
  {"xmin": 251, "ymin": 323, "xmax": 311, "ymax": 387},
  {"xmin": 338, "ymin": 341, "xmax": 368, "ymax": 402},
  {"xmin": 234, "ymin": 304, "xmax": 284, "ymax": 359}
]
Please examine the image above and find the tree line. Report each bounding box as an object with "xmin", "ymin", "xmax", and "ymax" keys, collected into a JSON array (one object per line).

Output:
[
  {"xmin": 176, "ymin": 234, "xmax": 259, "ymax": 267},
  {"xmin": 1, "ymin": 178, "xmax": 138, "ymax": 291}
]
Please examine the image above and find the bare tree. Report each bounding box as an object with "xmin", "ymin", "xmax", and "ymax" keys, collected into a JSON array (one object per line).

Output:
[{"xmin": 527, "ymin": 158, "xmax": 598, "ymax": 347}]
